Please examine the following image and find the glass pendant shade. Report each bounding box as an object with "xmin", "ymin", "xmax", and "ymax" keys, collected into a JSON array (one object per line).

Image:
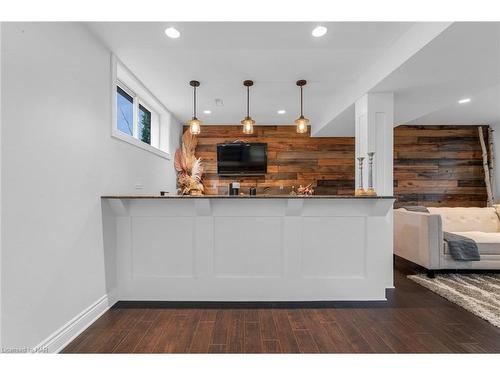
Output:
[
  {"xmin": 188, "ymin": 117, "xmax": 201, "ymax": 135},
  {"xmin": 295, "ymin": 115, "xmax": 310, "ymax": 134},
  {"xmin": 241, "ymin": 116, "xmax": 255, "ymax": 135}
]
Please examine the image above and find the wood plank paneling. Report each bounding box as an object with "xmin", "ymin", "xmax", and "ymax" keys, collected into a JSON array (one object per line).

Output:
[
  {"xmin": 185, "ymin": 124, "xmax": 489, "ymax": 207},
  {"xmin": 186, "ymin": 125, "xmax": 355, "ymax": 195},
  {"xmin": 394, "ymin": 125, "xmax": 489, "ymax": 208}
]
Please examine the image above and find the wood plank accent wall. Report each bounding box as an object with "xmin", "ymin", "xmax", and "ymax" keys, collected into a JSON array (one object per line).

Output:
[
  {"xmin": 187, "ymin": 124, "xmax": 489, "ymax": 207},
  {"xmin": 186, "ymin": 125, "xmax": 355, "ymax": 196},
  {"xmin": 394, "ymin": 125, "xmax": 489, "ymax": 208}
]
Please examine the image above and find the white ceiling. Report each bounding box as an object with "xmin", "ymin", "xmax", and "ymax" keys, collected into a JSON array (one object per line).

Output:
[
  {"xmin": 377, "ymin": 22, "xmax": 500, "ymax": 125},
  {"xmin": 85, "ymin": 22, "xmax": 414, "ymax": 125},
  {"xmin": 410, "ymin": 84, "xmax": 500, "ymax": 125},
  {"xmin": 318, "ymin": 22, "xmax": 500, "ymax": 136},
  {"xmin": 85, "ymin": 22, "xmax": 500, "ymax": 133}
]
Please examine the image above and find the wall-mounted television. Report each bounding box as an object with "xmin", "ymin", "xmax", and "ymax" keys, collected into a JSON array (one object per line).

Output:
[{"xmin": 217, "ymin": 142, "xmax": 267, "ymax": 176}]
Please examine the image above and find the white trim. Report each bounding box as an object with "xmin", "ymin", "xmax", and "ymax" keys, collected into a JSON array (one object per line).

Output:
[
  {"xmin": 116, "ymin": 79, "xmax": 135, "ymax": 99},
  {"xmin": 112, "ymin": 128, "xmax": 171, "ymax": 159},
  {"xmin": 110, "ymin": 54, "xmax": 118, "ymax": 140},
  {"xmin": 115, "ymin": 56, "xmax": 169, "ymax": 115},
  {"xmin": 111, "ymin": 54, "xmax": 172, "ymax": 159},
  {"xmin": 116, "ymin": 80, "xmax": 136, "ymax": 137},
  {"xmin": 36, "ymin": 293, "xmax": 116, "ymax": 353},
  {"xmin": 139, "ymin": 99, "xmax": 161, "ymax": 149},
  {"xmin": 133, "ymin": 89, "xmax": 139, "ymax": 138}
]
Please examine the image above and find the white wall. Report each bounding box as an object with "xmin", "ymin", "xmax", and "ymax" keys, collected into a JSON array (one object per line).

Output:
[{"xmin": 0, "ymin": 22, "xmax": 181, "ymax": 348}]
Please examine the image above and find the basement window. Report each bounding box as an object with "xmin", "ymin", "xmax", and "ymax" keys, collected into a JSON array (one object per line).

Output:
[
  {"xmin": 112, "ymin": 57, "xmax": 172, "ymax": 159},
  {"xmin": 138, "ymin": 104, "xmax": 152, "ymax": 145},
  {"xmin": 116, "ymin": 86, "xmax": 134, "ymax": 136}
]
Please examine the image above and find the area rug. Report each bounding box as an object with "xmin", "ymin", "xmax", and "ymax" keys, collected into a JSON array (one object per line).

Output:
[{"xmin": 408, "ymin": 273, "xmax": 500, "ymax": 328}]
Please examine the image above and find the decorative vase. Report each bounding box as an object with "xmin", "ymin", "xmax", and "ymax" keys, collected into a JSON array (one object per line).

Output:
[
  {"xmin": 366, "ymin": 152, "xmax": 377, "ymax": 196},
  {"xmin": 355, "ymin": 157, "xmax": 366, "ymax": 196}
]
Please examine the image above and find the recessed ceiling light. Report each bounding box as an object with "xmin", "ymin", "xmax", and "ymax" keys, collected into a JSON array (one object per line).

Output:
[
  {"xmin": 203, "ymin": 110, "xmax": 212, "ymax": 114},
  {"xmin": 277, "ymin": 110, "xmax": 286, "ymax": 114},
  {"xmin": 312, "ymin": 26, "xmax": 328, "ymax": 38},
  {"xmin": 164, "ymin": 27, "xmax": 180, "ymax": 39},
  {"xmin": 458, "ymin": 98, "xmax": 471, "ymax": 104}
]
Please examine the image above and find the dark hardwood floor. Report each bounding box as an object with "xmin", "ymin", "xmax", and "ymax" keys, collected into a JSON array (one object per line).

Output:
[{"xmin": 62, "ymin": 263, "xmax": 500, "ymax": 353}]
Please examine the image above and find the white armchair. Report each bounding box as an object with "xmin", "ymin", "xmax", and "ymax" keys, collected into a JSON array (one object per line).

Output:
[{"xmin": 394, "ymin": 207, "xmax": 500, "ymax": 276}]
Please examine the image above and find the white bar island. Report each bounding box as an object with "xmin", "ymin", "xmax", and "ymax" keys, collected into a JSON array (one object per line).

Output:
[{"xmin": 102, "ymin": 195, "xmax": 394, "ymax": 302}]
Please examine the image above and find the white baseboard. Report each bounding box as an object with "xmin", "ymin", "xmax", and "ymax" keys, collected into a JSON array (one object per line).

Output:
[{"xmin": 37, "ymin": 292, "xmax": 117, "ymax": 353}]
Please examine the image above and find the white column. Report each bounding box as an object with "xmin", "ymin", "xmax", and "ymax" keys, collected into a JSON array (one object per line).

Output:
[
  {"xmin": 355, "ymin": 93, "xmax": 394, "ymax": 289},
  {"xmin": 355, "ymin": 93, "xmax": 394, "ymax": 196}
]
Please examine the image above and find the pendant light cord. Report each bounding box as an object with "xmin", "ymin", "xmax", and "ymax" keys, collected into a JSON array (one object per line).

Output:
[
  {"xmin": 193, "ymin": 86, "xmax": 197, "ymax": 118},
  {"xmin": 247, "ymin": 85, "xmax": 250, "ymax": 118},
  {"xmin": 300, "ymin": 86, "xmax": 304, "ymax": 117}
]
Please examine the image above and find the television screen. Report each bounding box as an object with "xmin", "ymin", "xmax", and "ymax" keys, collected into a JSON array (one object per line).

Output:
[{"xmin": 217, "ymin": 143, "xmax": 267, "ymax": 176}]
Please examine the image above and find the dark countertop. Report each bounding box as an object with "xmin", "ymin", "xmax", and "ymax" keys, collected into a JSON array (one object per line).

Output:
[{"xmin": 102, "ymin": 195, "xmax": 394, "ymax": 199}]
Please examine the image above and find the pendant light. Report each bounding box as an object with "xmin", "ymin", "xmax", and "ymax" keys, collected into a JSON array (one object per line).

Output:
[
  {"xmin": 187, "ymin": 80, "xmax": 201, "ymax": 135},
  {"xmin": 241, "ymin": 80, "xmax": 256, "ymax": 134},
  {"xmin": 295, "ymin": 80, "xmax": 310, "ymax": 134}
]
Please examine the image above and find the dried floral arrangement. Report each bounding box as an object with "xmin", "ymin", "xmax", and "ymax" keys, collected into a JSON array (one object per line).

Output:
[
  {"xmin": 174, "ymin": 130, "xmax": 204, "ymax": 195},
  {"xmin": 297, "ymin": 183, "xmax": 314, "ymax": 196}
]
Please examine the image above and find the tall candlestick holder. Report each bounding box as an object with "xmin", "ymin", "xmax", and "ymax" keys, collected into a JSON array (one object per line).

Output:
[
  {"xmin": 355, "ymin": 156, "xmax": 366, "ymax": 196},
  {"xmin": 366, "ymin": 152, "xmax": 377, "ymax": 196}
]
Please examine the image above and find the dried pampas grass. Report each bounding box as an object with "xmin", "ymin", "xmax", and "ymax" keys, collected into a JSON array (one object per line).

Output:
[{"xmin": 175, "ymin": 130, "xmax": 204, "ymax": 195}]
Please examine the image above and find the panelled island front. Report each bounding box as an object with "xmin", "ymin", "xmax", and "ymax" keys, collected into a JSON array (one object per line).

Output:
[{"xmin": 102, "ymin": 195, "xmax": 394, "ymax": 302}]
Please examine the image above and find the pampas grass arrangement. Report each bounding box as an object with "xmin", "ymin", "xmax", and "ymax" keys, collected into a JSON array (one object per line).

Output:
[{"xmin": 174, "ymin": 130, "xmax": 204, "ymax": 195}]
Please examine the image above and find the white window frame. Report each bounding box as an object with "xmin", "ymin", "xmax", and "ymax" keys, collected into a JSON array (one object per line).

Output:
[
  {"xmin": 116, "ymin": 80, "xmax": 136, "ymax": 137},
  {"xmin": 137, "ymin": 99, "xmax": 160, "ymax": 149},
  {"xmin": 111, "ymin": 55, "xmax": 171, "ymax": 159}
]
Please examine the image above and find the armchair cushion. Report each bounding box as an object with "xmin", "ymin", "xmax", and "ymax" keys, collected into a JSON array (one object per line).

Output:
[{"xmin": 427, "ymin": 207, "xmax": 500, "ymax": 233}]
